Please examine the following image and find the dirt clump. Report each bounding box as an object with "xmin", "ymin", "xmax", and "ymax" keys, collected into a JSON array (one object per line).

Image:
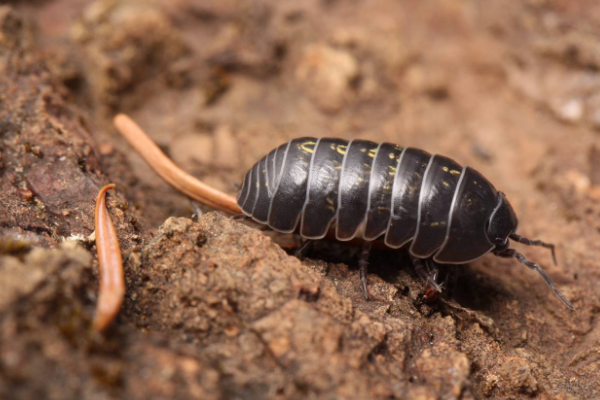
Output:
[
  {"xmin": 71, "ymin": 0, "xmax": 191, "ymax": 110},
  {"xmin": 0, "ymin": 5, "xmax": 138, "ymax": 248}
]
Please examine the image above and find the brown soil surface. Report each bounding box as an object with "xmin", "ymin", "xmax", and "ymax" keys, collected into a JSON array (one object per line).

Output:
[{"xmin": 1, "ymin": 1, "xmax": 600, "ymax": 399}]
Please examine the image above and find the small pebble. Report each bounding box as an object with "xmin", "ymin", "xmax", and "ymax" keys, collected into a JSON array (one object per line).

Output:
[
  {"xmin": 553, "ymin": 98, "xmax": 583, "ymax": 123},
  {"xmin": 17, "ymin": 188, "xmax": 33, "ymax": 201},
  {"xmin": 99, "ymin": 143, "xmax": 114, "ymax": 155}
]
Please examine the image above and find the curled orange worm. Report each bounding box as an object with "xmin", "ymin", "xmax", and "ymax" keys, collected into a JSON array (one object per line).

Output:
[{"xmin": 93, "ymin": 183, "xmax": 125, "ymax": 332}]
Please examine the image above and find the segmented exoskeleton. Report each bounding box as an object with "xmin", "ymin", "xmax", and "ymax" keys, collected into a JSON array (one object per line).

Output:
[{"xmin": 237, "ymin": 137, "xmax": 574, "ymax": 309}]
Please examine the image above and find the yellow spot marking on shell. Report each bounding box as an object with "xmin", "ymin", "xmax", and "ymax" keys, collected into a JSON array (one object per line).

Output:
[
  {"xmin": 368, "ymin": 148, "xmax": 377, "ymax": 158},
  {"xmin": 361, "ymin": 148, "xmax": 367, "ymax": 152},
  {"xmin": 431, "ymin": 222, "xmax": 439, "ymax": 227},
  {"xmin": 450, "ymin": 169, "xmax": 461, "ymax": 175},
  {"xmin": 389, "ymin": 153, "xmax": 395, "ymax": 159},
  {"xmin": 442, "ymin": 166, "xmax": 449, "ymax": 172},
  {"xmin": 300, "ymin": 141, "xmax": 316, "ymax": 154},
  {"xmin": 442, "ymin": 181, "xmax": 450, "ymax": 188},
  {"xmin": 336, "ymin": 145, "xmax": 347, "ymax": 155},
  {"xmin": 415, "ymin": 172, "xmax": 422, "ymax": 179}
]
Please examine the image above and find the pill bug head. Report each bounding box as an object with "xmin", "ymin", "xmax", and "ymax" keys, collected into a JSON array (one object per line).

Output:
[
  {"xmin": 486, "ymin": 192, "xmax": 518, "ymax": 249},
  {"xmin": 488, "ymin": 192, "xmax": 575, "ymax": 310}
]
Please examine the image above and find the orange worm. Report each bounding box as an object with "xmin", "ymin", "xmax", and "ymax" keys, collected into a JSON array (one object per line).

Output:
[
  {"xmin": 93, "ymin": 183, "xmax": 125, "ymax": 332},
  {"xmin": 113, "ymin": 114, "xmax": 242, "ymax": 215}
]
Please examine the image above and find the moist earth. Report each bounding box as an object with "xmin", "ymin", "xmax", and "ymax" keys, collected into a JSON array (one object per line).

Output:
[{"xmin": 1, "ymin": 1, "xmax": 600, "ymax": 399}]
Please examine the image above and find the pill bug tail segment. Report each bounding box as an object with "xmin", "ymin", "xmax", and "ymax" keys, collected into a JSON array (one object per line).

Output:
[
  {"xmin": 113, "ymin": 114, "xmax": 242, "ymax": 215},
  {"xmin": 494, "ymin": 248, "xmax": 575, "ymax": 310},
  {"xmin": 93, "ymin": 184, "xmax": 126, "ymax": 332},
  {"xmin": 510, "ymin": 233, "xmax": 557, "ymax": 266}
]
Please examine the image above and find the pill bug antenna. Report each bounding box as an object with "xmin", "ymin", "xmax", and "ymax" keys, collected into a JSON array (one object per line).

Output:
[
  {"xmin": 495, "ymin": 248, "xmax": 575, "ymax": 310},
  {"xmin": 510, "ymin": 233, "xmax": 557, "ymax": 266}
]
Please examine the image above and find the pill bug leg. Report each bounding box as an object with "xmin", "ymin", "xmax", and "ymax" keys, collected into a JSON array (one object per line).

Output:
[
  {"xmin": 494, "ymin": 248, "xmax": 575, "ymax": 310},
  {"xmin": 425, "ymin": 258, "xmax": 443, "ymax": 290},
  {"xmin": 294, "ymin": 239, "xmax": 315, "ymax": 259},
  {"xmin": 359, "ymin": 242, "xmax": 372, "ymax": 300},
  {"xmin": 509, "ymin": 233, "xmax": 557, "ymax": 265},
  {"xmin": 443, "ymin": 266, "xmax": 461, "ymax": 298},
  {"xmin": 190, "ymin": 200, "xmax": 204, "ymax": 221},
  {"xmin": 411, "ymin": 256, "xmax": 443, "ymax": 293}
]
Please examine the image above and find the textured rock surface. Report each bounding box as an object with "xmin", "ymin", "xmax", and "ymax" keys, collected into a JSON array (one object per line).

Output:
[
  {"xmin": 2, "ymin": 1, "xmax": 600, "ymax": 399},
  {"xmin": 0, "ymin": 5, "xmax": 138, "ymax": 247}
]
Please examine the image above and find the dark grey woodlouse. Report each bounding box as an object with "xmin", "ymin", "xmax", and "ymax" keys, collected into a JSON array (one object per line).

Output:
[{"xmin": 237, "ymin": 137, "xmax": 574, "ymax": 310}]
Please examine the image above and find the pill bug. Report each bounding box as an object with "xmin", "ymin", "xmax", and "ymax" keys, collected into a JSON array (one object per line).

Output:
[{"xmin": 237, "ymin": 137, "xmax": 575, "ymax": 310}]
